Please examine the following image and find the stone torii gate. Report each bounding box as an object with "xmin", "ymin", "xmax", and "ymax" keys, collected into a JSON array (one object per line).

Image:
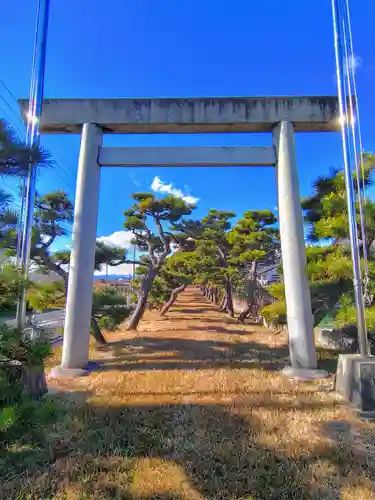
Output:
[{"xmin": 19, "ymin": 96, "xmax": 340, "ymax": 378}]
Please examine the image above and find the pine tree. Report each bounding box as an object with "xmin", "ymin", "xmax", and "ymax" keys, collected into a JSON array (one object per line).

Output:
[
  {"xmin": 0, "ymin": 119, "xmax": 51, "ymax": 176},
  {"xmin": 0, "ymin": 190, "xmax": 128, "ymax": 343},
  {"xmin": 148, "ymin": 250, "xmax": 197, "ymax": 315},
  {"xmin": 124, "ymin": 193, "xmax": 194, "ymax": 330},
  {"xmin": 175, "ymin": 210, "xmax": 237, "ymax": 315},
  {"xmin": 261, "ymin": 153, "xmax": 375, "ymax": 345},
  {"xmin": 228, "ymin": 210, "xmax": 279, "ymax": 322}
]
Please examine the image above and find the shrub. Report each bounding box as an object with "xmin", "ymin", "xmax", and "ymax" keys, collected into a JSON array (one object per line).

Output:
[
  {"xmin": 92, "ymin": 289, "xmax": 132, "ymax": 332},
  {"xmin": 261, "ymin": 300, "xmax": 287, "ymax": 326},
  {"xmin": 0, "ymin": 325, "xmax": 52, "ymax": 405}
]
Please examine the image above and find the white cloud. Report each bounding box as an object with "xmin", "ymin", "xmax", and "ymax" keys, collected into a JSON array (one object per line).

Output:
[
  {"xmin": 345, "ymin": 55, "xmax": 362, "ymax": 75},
  {"xmin": 151, "ymin": 176, "xmax": 199, "ymax": 205},
  {"xmin": 94, "ymin": 262, "xmax": 134, "ymax": 276},
  {"xmin": 96, "ymin": 230, "xmax": 135, "ymax": 248},
  {"xmin": 95, "ymin": 231, "xmax": 137, "ymax": 276}
]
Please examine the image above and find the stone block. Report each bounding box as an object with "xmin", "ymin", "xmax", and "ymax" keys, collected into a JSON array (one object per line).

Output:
[{"xmin": 335, "ymin": 354, "xmax": 375, "ymax": 412}]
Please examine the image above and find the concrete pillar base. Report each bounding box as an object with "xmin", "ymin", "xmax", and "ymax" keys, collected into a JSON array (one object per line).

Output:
[
  {"xmin": 49, "ymin": 361, "xmax": 99, "ymax": 379},
  {"xmin": 335, "ymin": 354, "xmax": 375, "ymax": 412},
  {"xmin": 282, "ymin": 366, "xmax": 329, "ymax": 380}
]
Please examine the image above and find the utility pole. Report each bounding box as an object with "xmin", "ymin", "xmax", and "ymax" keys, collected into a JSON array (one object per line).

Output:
[{"xmin": 16, "ymin": 0, "xmax": 50, "ymax": 329}]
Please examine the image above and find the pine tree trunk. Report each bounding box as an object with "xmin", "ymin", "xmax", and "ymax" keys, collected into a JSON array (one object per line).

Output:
[
  {"xmin": 240, "ymin": 261, "xmax": 260, "ymax": 324},
  {"xmin": 4, "ymin": 363, "xmax": 47, "ymax": 399},
  {"xmin": 213, "ymin": 288, "xmax": 218, "ymax": 305},
  {"xmin": 225, "ymin": 280, "xmax": 234, "ymax": 317},
  {"xmin": 90, "ymin": 315, "xmax": 107, "ymax": 345},
  {"xmin": 237, "ymin": 305, "xmax": 252, "ymax": 323},
  {"xmin": 160, "ymin": 284, "xmax": 186, "ymax": 316},
  {"xmin": 127, "ymin": 268, "xmax": 157, "ymax": 330},
  {"xmin": 219, "ymin": 292, "xmax": 228, "ymax": 311}
]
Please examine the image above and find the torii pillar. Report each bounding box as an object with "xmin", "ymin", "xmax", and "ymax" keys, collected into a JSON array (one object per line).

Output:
[{"xmin": 274, "ymin": 121, "xmax": 320, "ymax": 377}]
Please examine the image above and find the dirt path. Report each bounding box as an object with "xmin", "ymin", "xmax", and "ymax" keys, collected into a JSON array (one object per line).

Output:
[{"xmin": 10, "ymin": 287, "xmax": 375, "ymax": 499}]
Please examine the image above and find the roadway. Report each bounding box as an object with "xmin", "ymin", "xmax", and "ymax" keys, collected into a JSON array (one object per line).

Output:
[{"xmin": 7, "ymin": 309, "xmax": 66, "ymax": 345}]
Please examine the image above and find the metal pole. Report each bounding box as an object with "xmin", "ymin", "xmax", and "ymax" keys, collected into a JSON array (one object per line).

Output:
[
  {"xmin": 16, "ymin": 0, "xmax": 50, "ymax": 329},
  {"xmin": 16, "ymin": 176, "xmax": 26, "ymax": 264},
  {"xmin": 16, "ymin": 2, "xmax": 41, "ymax": 265},
  {"xmin": 331, "ymin": 0, "xmax": 369, "ymax": 356},
  {"xmin": 341, "ymin": 0, "xmax": 370, "ymax": 285}
]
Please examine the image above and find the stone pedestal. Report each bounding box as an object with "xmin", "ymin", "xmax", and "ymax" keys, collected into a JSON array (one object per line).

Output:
[
  {"xmin": 49, "ymin": 361, "xmax": 99, "ymax": 379},
  {"xmin": 335, "ymin": 354, "xmax": 375, "ymax": 413}
]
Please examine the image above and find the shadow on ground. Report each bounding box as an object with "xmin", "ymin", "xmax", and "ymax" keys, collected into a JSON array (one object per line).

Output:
[
  {"xmin": 2, "ymin": 395, "xmax": 369, "ymax": 500},
  {"xmin": 95, "ymin": 336, "xmax": 290, "ymax": 372}
]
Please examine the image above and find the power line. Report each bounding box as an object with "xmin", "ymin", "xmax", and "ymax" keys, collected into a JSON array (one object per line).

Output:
[
  {"xmin": 0, "ymin": 79, "xmax": 21, "ymax": 106},
  {"xmin": 0, "ymin": 79, "xmax": 76, "ymax": 193},
  {"xmin": 0, "ymin": 93, "xmax": 24, "ymax": 126},
  {"xmin": 0, "ymin": 104, "xmax": 25, "ymax": 138}
]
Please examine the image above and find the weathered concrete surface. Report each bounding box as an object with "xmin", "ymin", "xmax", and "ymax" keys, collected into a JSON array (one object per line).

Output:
[
  {"xmin": 19, "ymin": 96, "xmax": 341, "ymax": 134},
  {"xmin": 61, "ymin": 123, "xmax": 102, "ymax": 370},
  {"xmin": 336, "ymin": 354, "xmax": 375, "ymax": 412},
  {"xmin": 99, "ymin": 146, "xmax": 276, "ymax": 167},
  {"xmin": 273, "ymin": 121, "xmax": 317, "ymax": 370}
]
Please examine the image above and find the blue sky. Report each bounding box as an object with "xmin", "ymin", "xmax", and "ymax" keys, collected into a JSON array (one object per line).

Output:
[{"xmin": 1, "ymin": 0, "xmax": 375, "ymax": 272}]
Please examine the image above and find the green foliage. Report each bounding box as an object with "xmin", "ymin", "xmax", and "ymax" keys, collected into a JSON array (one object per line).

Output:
[
  {"xmin": 297, "ymin": 154, "xmax": 375, "ymax": 337},
  {"xmin": 0, "ymin": 405, "xmax": 16, "ymax": 432},
  {"xmin": 229, "ymin": 210, "xmax": 279, "ymax": 273},
  {"xmin": 0, "ymin": 325, "xmax": 52, "ymax": 366},
  {"xmin": 0, "ymin": 187, "xmax": 18, "ymax": 242},
  {"xmin": 94, "ymin": 241, "xmax": 127, "ymax": 270},
  {"xmin": 261, "ymin": 300, "xmax": 287, "ymax": 325},
  {"xmin": 175, "ymin": 209, "xmax": 279, "ymax": 315},
  {"xmin": 148, "ymin": 275, "xmax": 173, "ymax": 309},
  {"xmin": 124, "ymin": 192, "xmax": 194, "ymax": 258},
  {"xmin": 174, "ymin": 210, "xmax": 236, "ymax": 289},
  {"xmin": 0, "ymin": 396, "xmax": 65, "ymax": 480},
  {"xmin": 148, "ymin": 250, "xmax": 197, "ymax": 309},
  {"xmin": 0, "ymin": 119, "xmax": 51, "ymax": 176},
  {"xmin": 0, "ymin": 263, "xmax": 27, "ymax": 313},
  {"xmin": 302, "ymin": 154, "xmax": 375, "ymax": 246},
  {"xmin": 333, "ymin": 295, "xmax": 375, "ymax": 335},
  {"xmin": 266, "ymin": 283, "xmax": 285, "ymax": 301},
  {"xmin": 124, "ymin": 193, "xmax": 195, "ymax": 329},
  {"xmin": 28, "ymin": 280, "xmax": 66, "ymax": 311},
  {"xmin": 0, "ymin": 324, "xmax": 56, "ymax": 470},
  {"xmin": 92, "ymin": 288, "xmax": 131, "ymax": 331}
]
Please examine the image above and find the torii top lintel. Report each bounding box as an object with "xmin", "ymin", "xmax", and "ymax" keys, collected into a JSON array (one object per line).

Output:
[{"xmin": 18, "ymin": 96, "xmax": 345, "ymax": 134}]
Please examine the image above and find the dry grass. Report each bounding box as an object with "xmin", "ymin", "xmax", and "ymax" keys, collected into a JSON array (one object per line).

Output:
[{"xmin": 2, "ymin": 287, "xmax": 375, "ymax": 499}]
